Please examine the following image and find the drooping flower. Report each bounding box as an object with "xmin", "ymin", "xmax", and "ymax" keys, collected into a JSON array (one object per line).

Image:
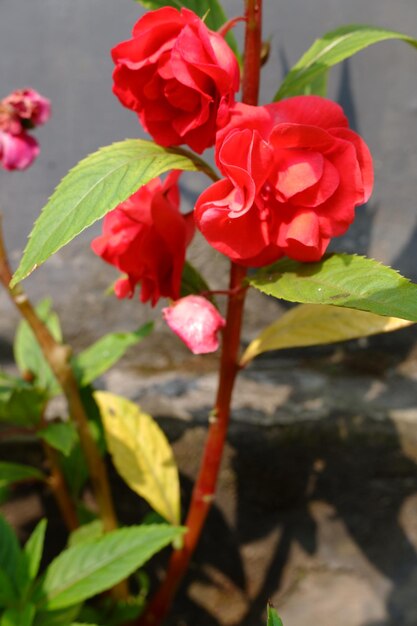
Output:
[
  {"xmin": 3, "ymin": 88, "xmax": 51, "ymax": 128},
  {"xmin": 195, "ymin": 96, "xmax": 373, "ymax": 266},
  {"xmin": 112, "ymin": 7, "xmax": 240, "ymax": 153},
  {"xmin": 0, "ymin": 130, "xmax": 39, "ymax": 171},
  {"xmin": 91, "ymin": 172, "xmax": 194, "ymax": 306},
  {"xmin": 163, "ymin": 295, "xmax": 225, "ymax": 354}
]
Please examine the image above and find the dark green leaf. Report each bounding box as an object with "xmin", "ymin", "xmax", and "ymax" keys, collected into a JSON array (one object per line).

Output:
[
  {"xmin": 0, "ymin": 568, "xmax": 17, "ymax": 607},
  {"xmin": 0, "ymin": 373, "xmax": 47, "ymax": 426},
  {"xmin": 249, "ymin": 254, "xmax": 417, "ymax": 321},
  {"xmin": 38, "ymin": 422, "xmax": 78, "ymax": 457},
  {"xmin": 0, "ymin": 604, "xmax": 35, "ymax": 626},
  {"xmin": 39, "ymin": 525, "xmax": 185, "ymax": 609},
  {"xmin": 71, "ymin": 323, "xmax": 153, "ymax": 387},
  {"xmin": 275, "ymin": 25, "xmax": 417, "ymax": 100},
  {"xmin": 267, "ymin": 605, "xmax": 283, "ymax": 626},
  {"xmin": 0, "ymin": 462, "xmax": 44, "ymax": 489},
  {"xmin": 24, "ymin": 519, "xmax": 47, "ymax": 582},
  {"xmin": 14, "ymin": 299, "xmax": 62, "ymax": 395},
  {"xmin": 0, "ymin": 516, "xmax": 27, "ymax": 597},
  {"xmin": 180, "ymin": 261, "xmax": 211, "ymax": 298},
  {"xmin": 12, "ymin": 140, "xmax": 201, "ymax": 285},
  {"xmin": 134, "ymin": 0, "xmax": 240, "ymax": 58}
]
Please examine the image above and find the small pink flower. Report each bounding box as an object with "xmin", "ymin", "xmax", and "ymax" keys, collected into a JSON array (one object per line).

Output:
[
  {"xmin": 0, "ymin": 130, "xmax": 39, "ymax": 171},
  {"xmin": 163, "ymin": 295, "xmax": 226, "ymax": 354},
  {"xmin": 3, "ymin": 88, "xmax": 51, "ymax": 127}
]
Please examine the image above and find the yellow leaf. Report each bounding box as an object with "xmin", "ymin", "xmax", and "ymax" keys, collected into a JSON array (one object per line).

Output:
[
  {"xmin": 94, "ymin": 391, "xmax": 180, "ymax": 525},
  {"xmin": 240, "ymin": 304, "xmax": 413, "ymax": 366}
]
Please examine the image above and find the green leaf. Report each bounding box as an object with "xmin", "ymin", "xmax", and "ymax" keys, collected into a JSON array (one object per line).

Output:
[
  {"xmin": 134, "ymin": 0, "xmax": 240, "ymax": 58},
  {"xmin": 0, "ymin": 568, "xmax": 17, "ymax": 607},
  {"xmin": 0, "ymin": 462, "xmax": 44, "ymax": 489},
  {"xmin": 249, "ymin": 254, "xmax": 417, "ymax": 321},
  {"xmin": 24, "ymin": 519, "xmax": 47, "ymax": 582},
  {"xmin": 0, "ymin": 516, "xmax": 26, "ymax": 597},
  {"xmin": 68, "ymin": 520, "xmax": 103, "ymax": 548},
  {"xmin": 71, "ymin": 323, "xmax": 153, "ymax": 387},
  {"xmin": 39, "ymin": 524, "xmax": 184, "ymax": 610},
  {"xmin": 38, "ymin": 422, "xmax": 78, "ymax": 457},
  {"xmin": 0, "ymin": 373, "xmax": 47, "ymax": 426},
  {"xmin": 267, "ymin": 605, "xmax": 283, "ymax": 626},
  {"xmin": 12, "ymin": 141, "xmax": 201, "ymax": 286},
  {"xmin": 241, "ymin": 304, "xmax": 413, "ymax": 365},
  {"xmin": 302, "ymin": 70, "xmax": 328, "ymax": 96},
  {"xmin": 14, "ymin": 299, "xmax": 62, "ymax": 395},
  {"xmin": 180, "ymin": 261, "xmax": 211, "ymax": 299},
  {"xmin": 95, "ymin": 392, "xmax": 181, "ymax": 525},
  {"xmin": 33, "ymin": 605, "xmax": 81, "ymax": 626},
  {"xmin": 0, "ymin": 605, "xmax": 35, "ymax": 626},
  {"xmin": 275, "ymin": 25, "xmax": 417, "ymax": 100}
]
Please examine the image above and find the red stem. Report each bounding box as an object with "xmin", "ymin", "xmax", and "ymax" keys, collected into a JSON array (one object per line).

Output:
[{"xmin": 136, "ymin": 3, "xmax": 262, "ymax": 625}]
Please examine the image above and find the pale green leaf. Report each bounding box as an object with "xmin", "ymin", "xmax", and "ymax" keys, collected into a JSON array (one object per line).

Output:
[
  {"xmin": 241, "ymin": 304, "xmax": 412, "ymax": 365},
  {"xmin": 95, "ymin": 391, "xmax": 180, "ymax": 525},
  {"xmin": 38, "ymin": 422, "xmax": 78, "ymax": 457},
  {"xmin": 275, "ymin": 25, "xmax": 417, "ymax": 99},
  {"xmin": 0, "ymin": 605, "xmax": 35, "ymax": 626},
  {"xmin": 71, "ymin": 323, "xmax": 153, "ymax": 387},
  {"xmin": 134, "ymin": 0, "xmax": 240, "ymax": 58},
  {"xmin": 249, "ymin": 254, "xmax": 417, "ymax": 321},
  {"xmin": 40, "ymin": 524, "xmax": 184, "ymax": 609},
  {"xmin": 267, "ymin": 605, "xmax": 283, "ymax": 626},
  {"xmin": 14, "ymin": 299, "xmax": 62, "ymax": 394},
  {"xmin": 68, "ymin": 520, "xmax": 103, "ymax": 548},
  {"xmin": 24, "ymin": 519, "xmax": 47, "ymax": 581},
  {"xmin": 12, "ymin": 140, "xmax": 201, "ymax": 285},
  {"xmin": 0, "ymin": 462, "xmax": 44, "ymax": 489}
]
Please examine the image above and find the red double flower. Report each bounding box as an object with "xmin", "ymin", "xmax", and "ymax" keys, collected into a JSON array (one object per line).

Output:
[{"xmin": 195, "ymin": 96, "xmax": 373, "ymax": 265}]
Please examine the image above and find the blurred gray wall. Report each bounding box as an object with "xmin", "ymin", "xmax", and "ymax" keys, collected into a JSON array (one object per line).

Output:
[{"xmin": 0, "ymin": 0, "xmax": 416, "ymax": 344}]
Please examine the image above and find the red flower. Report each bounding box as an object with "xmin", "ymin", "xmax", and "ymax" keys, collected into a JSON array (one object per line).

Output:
[
  {"xmin": 91, "ymin": 172, "xmax": 194, "ymax": 306},
  {"xmin": 111, "ymin": 7, "xmax": 240, "ymax": 153},
  {"xmin": 163, "ymin": 295, "xmax": 225, "ymax": 354},
  {"xmin": 195, "ymin": 96, "xmax": 373, "ymax": 265}
]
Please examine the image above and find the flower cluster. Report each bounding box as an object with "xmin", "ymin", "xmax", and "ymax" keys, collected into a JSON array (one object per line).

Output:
[
  {"xmin": 0, "ymin": 89, "xmax": 50, "ymax": 171},
  {"xmin": 93, "ymin": 6, "xmax": 374, "ymax": 353}
]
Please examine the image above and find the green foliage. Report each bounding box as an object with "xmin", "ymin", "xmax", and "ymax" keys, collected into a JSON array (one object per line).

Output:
[
  {"xmin": 14, "ymin": 299, "xmax": 62, "ymax": 395},
  {"xmin": 275, "ymin": 25, "xmax": 417, "ymax": 99},
  {"xmin": 267, "ymin": 605, "xmax": 283, "ymax": 626},
  {"xmin": 38, "ymin": 524, "xmax": 185, "ymax": 609},
  {"xmin": 67, "ymin": 520, "xmax": 103, "ymax": 548},
  {"xmin": 24, "ymin": 520, "xmax": 48, "ymax": 582},
  {"xmin": 180, "ymin": 261, "xmax": 211, "ymax": 298},
  {"xmin": 249, "ymin": 254, "xmax": 417, "ymax": 321},
  {"xmin": 134, "ymin": 0, "xmax": 240, "ymax": 57},
  {"xmin": 0, "ymin": 462, "xmax": 44, "ymax": 489},
  {"xmin": 0, "ymin": 372, "xmax": 46, "ymax": 426},
  {"xmin": 0, "ymin": 605, "xmax": 35, "ymax": 626},
  {"xmin": 0, "ymin": 516, "xmax": 27, "ymax": 601},
  {"xmin": 71, "ymin": 323, "xmax": 153, "ymax": 388},
  {"xmin": 37, "ymin": 422, "xmax": 78, "ymax": 457},
  {"xmin": 12, "ymin": 140, "xmax": 201, "ymax": 285}
]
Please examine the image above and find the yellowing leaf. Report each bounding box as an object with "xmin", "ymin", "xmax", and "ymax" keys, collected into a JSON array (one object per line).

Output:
[
  {"xmin": 95, "ymin": 392, "xmax": 180, "ymax": 525},
  {"xmin": 240, "ymin": 304, "xmax": 413, "ymax": 366}
]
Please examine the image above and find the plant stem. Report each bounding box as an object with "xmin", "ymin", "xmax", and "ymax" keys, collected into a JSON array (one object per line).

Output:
[
  {"xmin": 242, "ymin": 0, "xmax": 262, "ymax": 106},
  {"xmin": 0, "ymin": 216, "xmax": 118, "ymax": 535}
]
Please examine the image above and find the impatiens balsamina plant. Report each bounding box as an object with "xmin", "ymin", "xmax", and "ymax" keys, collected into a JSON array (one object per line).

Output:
[{"xmin": 1, "ymin": 1, "xmax": 417, "ymax": 625}]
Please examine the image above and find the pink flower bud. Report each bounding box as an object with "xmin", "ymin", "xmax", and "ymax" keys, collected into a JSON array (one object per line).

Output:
[
  {"xmin": 0, "ymin": 130, "xmax": 39, "ymax": 171},
  {"xmin": 3, "ymin": 88, "xmax": 51, "ymax": 127},
  {"xmin": 163, "ymin": 295, "xmax": 226, "ymax": 355}
]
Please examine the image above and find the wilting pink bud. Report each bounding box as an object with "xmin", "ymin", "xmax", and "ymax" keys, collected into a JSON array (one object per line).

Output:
[
  {"xmin": 3, "ymin": 88, "xmax": 51, "ymax": 127},
  {"xmin": 0, "ymin": 130, "xmax": 39, "ymax": 171},
  {"xmin": 163, "ymin": 295, "xmax": 226, "ymax": 355}
]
